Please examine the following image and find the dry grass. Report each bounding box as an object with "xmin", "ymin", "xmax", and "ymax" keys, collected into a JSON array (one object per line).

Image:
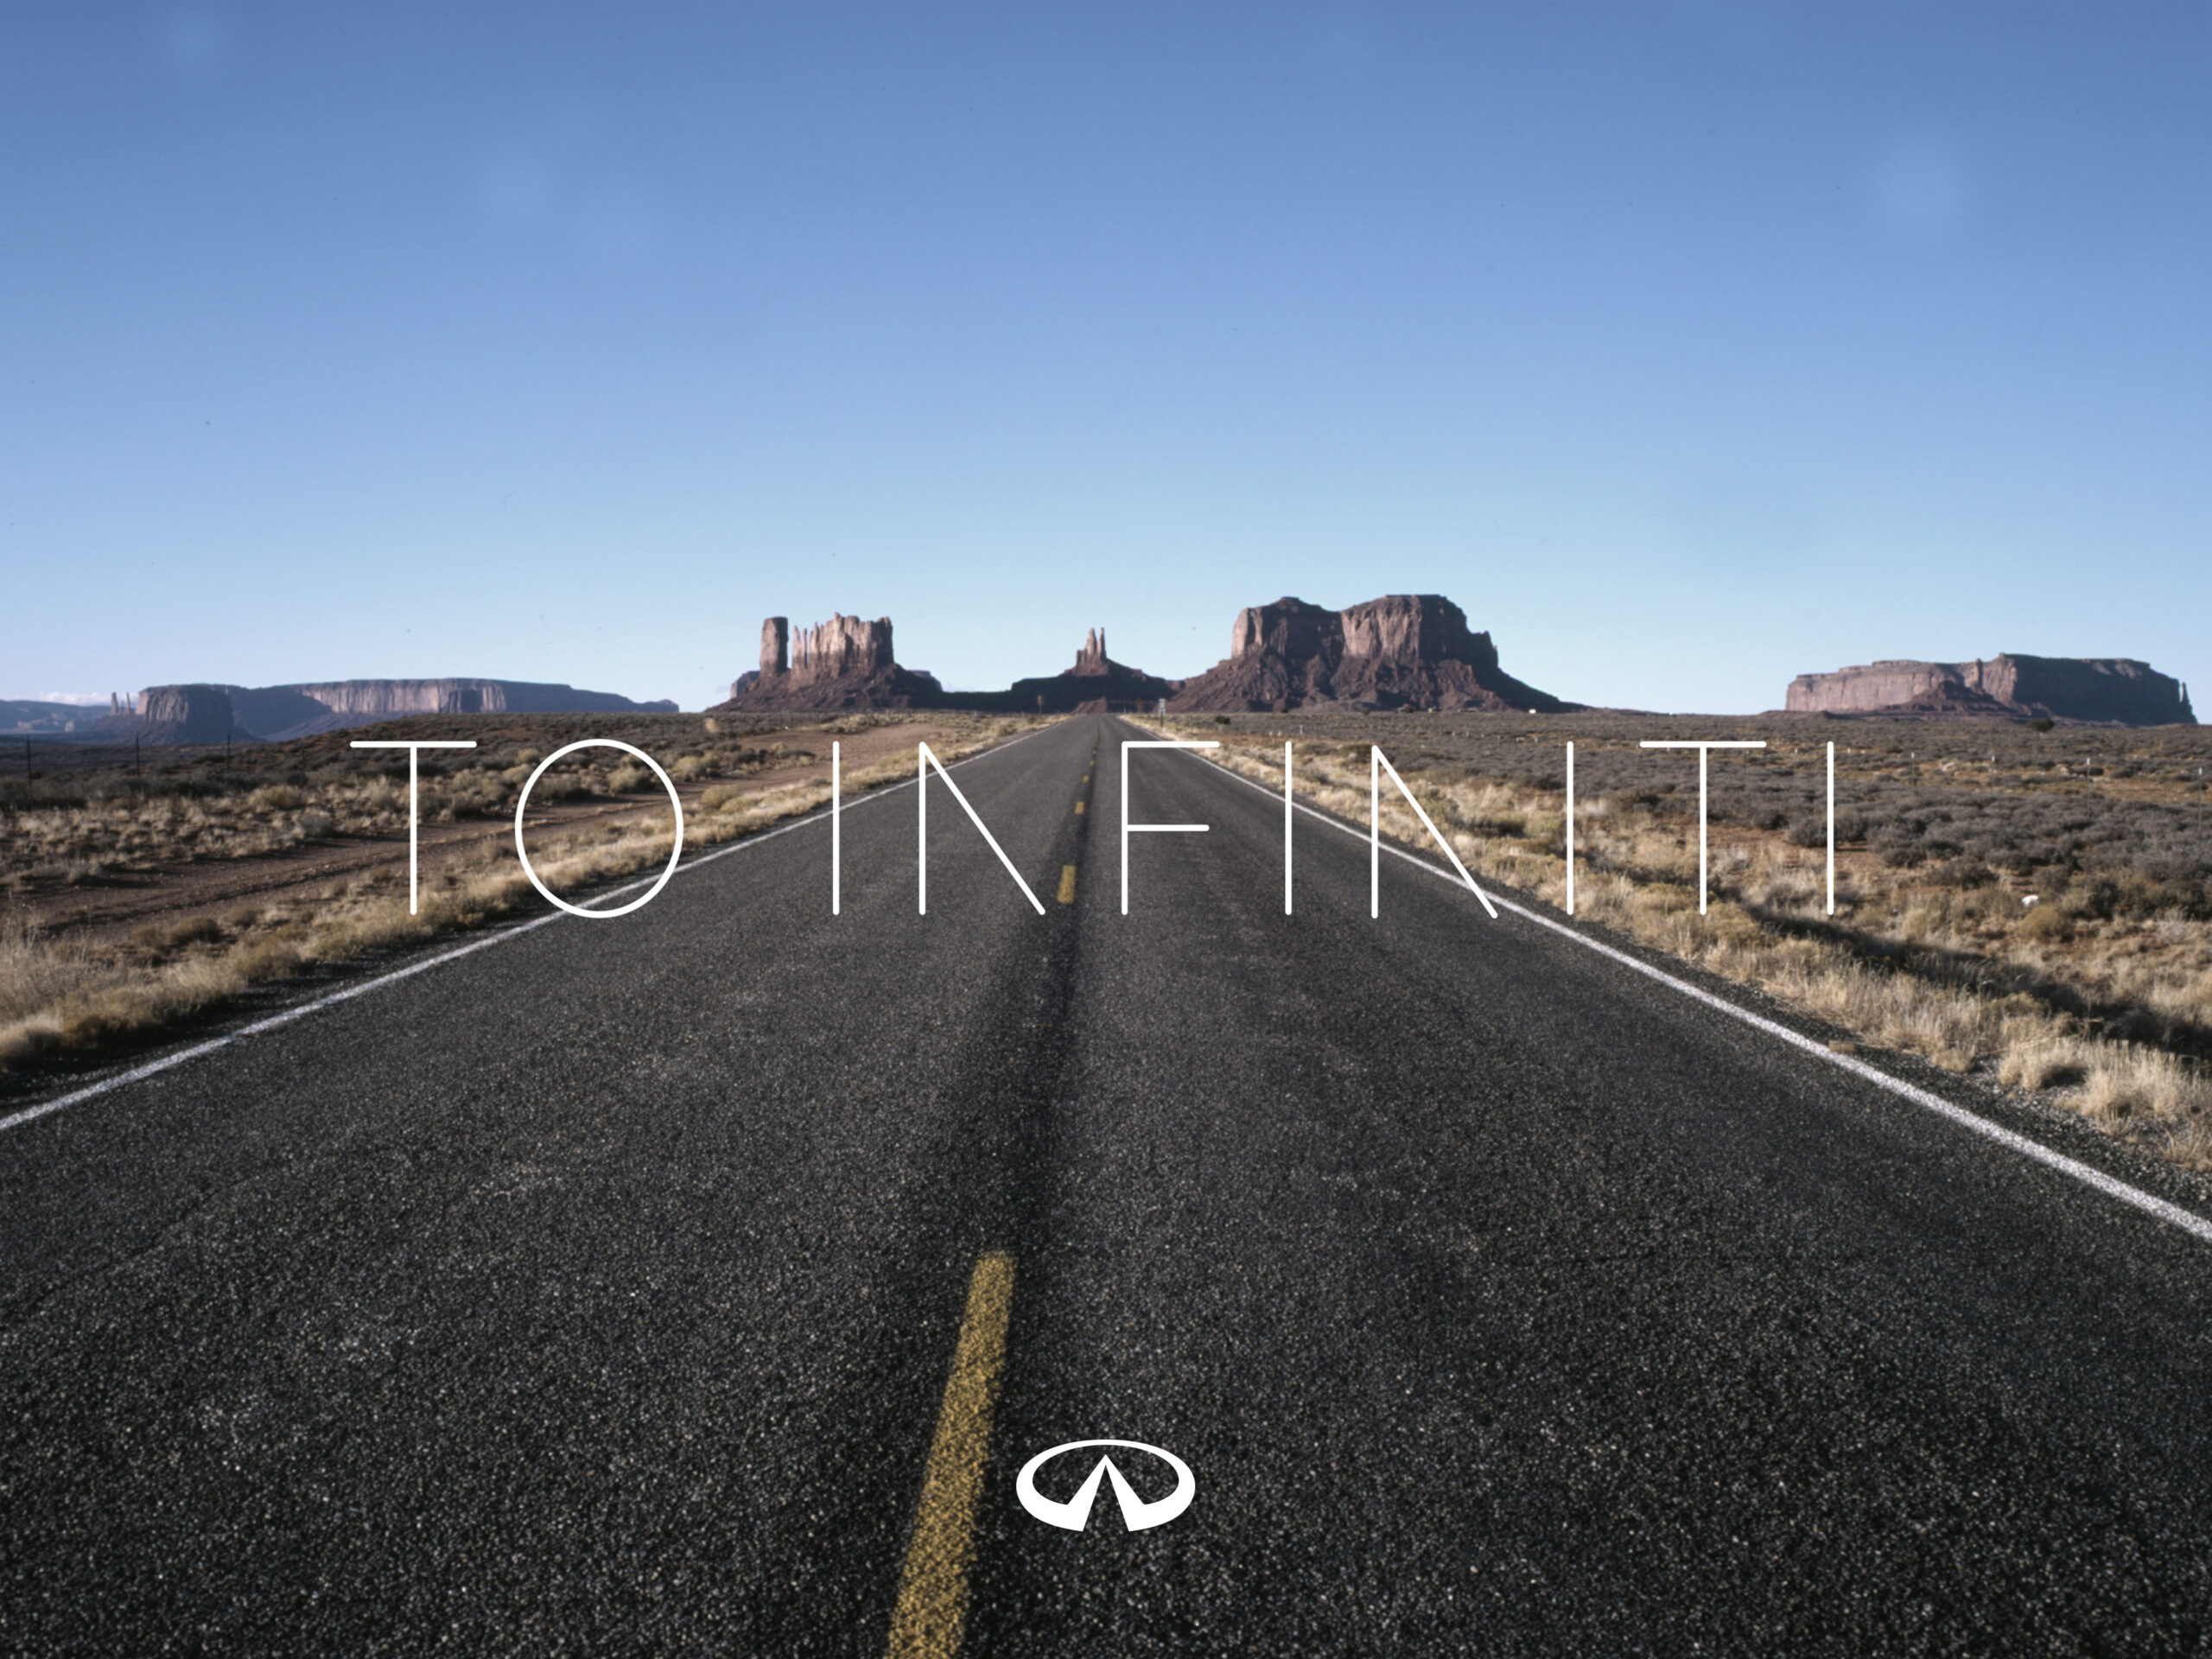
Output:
[
  {"xmin": 0, "ymin": 714, "xmax": 831, "ymax": 894},
  {"xmin": 0, "ymin": 717, "xmax": 1027, "ymax": 1071},
  {"xmin": 1143, "ymin": 715, "xmax": 2212, "ymax": 1178}
]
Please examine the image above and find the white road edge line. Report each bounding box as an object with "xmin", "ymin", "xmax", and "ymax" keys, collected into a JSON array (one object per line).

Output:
[
  {"xmin": 0, "ymin": 723, "xmax": 1056, "ymax": 1137},
  {"xmin": 1179, "ymin": 739, "xmax": 2212, "ymax": 1248}
]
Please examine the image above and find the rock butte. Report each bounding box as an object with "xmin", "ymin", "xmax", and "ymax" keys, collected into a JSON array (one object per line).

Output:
[
  {"xmin": 721, "ymin": 614, "xmax": 945, "ymax": 713},
  {"xmin": 1168, "ymin": 594, "xmax": 1574, "ymax": 714},
  {"xmin": 996, "ymin": 626, "xmax": 1182, "ymax": 714},
  {"xmin": 715, "ymin": 594, "xmax": 1571, "ymax": 715},
  {"xmin": 1785, "ymin": 657, "xmax": 2194, "ymax": 727}
]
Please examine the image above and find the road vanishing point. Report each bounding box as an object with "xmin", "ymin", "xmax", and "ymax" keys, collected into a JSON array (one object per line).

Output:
[{"xmin": 4, "ymin": 714, "xmax": 2211, "ymax": 1654}]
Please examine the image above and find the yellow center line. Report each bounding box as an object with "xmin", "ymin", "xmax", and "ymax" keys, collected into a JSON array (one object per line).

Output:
[
  {"xmin": 1074, "ymin": 800, "xmax": 1085, "ymax": 815},
  {"xmin": 1056, "ymin": 864, "xmax": 1077, "ymax": 905},
  {"xmin": 886, "ymin": 1250, "xmax": 1015, "ymax": 1659}
]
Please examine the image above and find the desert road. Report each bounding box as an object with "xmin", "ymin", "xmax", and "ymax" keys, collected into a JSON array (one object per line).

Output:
[{"xmin": 5, "ymin": 713, "xmax": 2212, "ymax": 1655}]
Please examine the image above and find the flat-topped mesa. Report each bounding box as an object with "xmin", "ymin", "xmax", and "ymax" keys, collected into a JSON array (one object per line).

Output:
[
  {"xmin": 1786, "ymin": 655, "xmax": 2195, "ymax": 726},
  {"xmin": 117, "ymin": 679, "xmax": 677, "ymax": 742},
  {"xmin": 274, "ymin": 679, "xmax": 673, "ymax": 729},
  {"xmin": 1785, "ymin": 660, "xmax": 1987, "ymax": 715},
  {"xmin": 1978, "ymin": 655, "xmax": 2194, "ymax": 724},
  {"xmin": 1177, "ymin": 593, "xmax": 1571, "ymax": 713},
  {"xmin": 277, "ymin": 680, "xmax": 666, "ymax": 720},
  {"xmin": 135, "ymin": 683, "xmax": 237, "ymax": 742}
]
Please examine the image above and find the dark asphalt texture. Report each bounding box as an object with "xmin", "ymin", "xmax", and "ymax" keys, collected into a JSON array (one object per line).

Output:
[{"xmin": 4, "ymin": 713, "xmax": 2211, "ymax": 1656}]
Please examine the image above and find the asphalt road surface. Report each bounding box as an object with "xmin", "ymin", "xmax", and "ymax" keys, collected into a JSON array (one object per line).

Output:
[{"xmin": 5, "ymin": 714, "xmax": 2212, "ymax": 1655}]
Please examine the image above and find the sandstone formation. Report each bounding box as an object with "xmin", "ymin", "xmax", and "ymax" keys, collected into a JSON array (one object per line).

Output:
[
  {"xmin": 230, "ymin": 685, "xmax": 348, "ymax": 736},
  {"xmin": 717, "ymin": 614, "xmax": 944, "ymax": 712},
  {"xmin": 993, "ymin": 627, "xmax": 1183, "ymax": 714},
  {"xmin": 3, "ymin": 699, "xmax": 108, "ymax": 736},
  {"xmin": 116, "ymin": 679, "xmax": 677, "ymax": 742},
  {"xmin": 1785, "ymin": 657, "xmax": 2194, "ymax": 726},
  {"xmin": 715, "ymin": 600, "xmax": 1568, "ymax": 716},
  {"xmin": 134, "ymin": 683, "xmax": 240, "ymax": 742},
  {"xmin": 1169, "ymin": 594, "xmax": 1574, "ymax": 714},
  {"xmin": 274, "ymin": 679, "xmax": 674, "ymax": 728},
  {"xmin": 793, "ymin": 614, "xmax": 895, "ymax": 678}
]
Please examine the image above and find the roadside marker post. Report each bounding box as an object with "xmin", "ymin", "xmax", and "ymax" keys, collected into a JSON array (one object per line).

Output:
[
  {"xmin": 1637, "ymin": 740, "xmax": 1767, "ymax": 915},
  {"xmin": 351, "ymin": 739, "xmax": 480, "ymax": 914},
  {"xmin": 1827, "ymin": 741, "xmax": 1835, "ymax": 917},
  {"xmin": 1566, "ymin": 741, "xmax": 1575, "ymax": 917}
]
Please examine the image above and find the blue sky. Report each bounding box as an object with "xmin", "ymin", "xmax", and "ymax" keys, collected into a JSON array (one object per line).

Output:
[{"xmin": 4, "ymin": 3, "xmax": 2207, "ymax": 714}]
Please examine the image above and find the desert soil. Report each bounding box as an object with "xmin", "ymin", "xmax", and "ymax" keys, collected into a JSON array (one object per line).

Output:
[{"xmin": 16, "ymin": 721, "xmax": 946, "ymax": 949}]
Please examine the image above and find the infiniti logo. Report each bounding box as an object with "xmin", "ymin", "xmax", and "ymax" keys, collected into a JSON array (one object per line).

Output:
[{"xmin": 1015, "ymin": 1440, "xmax": 1196, "ymax": 1533}]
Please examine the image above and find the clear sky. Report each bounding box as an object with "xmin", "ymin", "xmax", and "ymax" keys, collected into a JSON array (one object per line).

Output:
[{"xmin": 4, "ymin": 3, "xmax": 2207, "ymax": 714}]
